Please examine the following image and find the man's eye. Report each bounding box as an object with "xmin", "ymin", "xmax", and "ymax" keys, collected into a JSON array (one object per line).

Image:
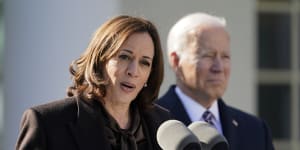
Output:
[
  {"xmin": 202, "ymin": 54, "xmax": 214, "ymax": 58},
  {"xmin": 223, "ymin": 55, "xmax": 231, "ymax": 59}
]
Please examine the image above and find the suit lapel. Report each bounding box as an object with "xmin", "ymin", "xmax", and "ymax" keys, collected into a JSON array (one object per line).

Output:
[
  {"xmin": 68, "ymin": 99, "xmax": 111, "ymax": 150},
  {"xmin": 167, "ymin": 86, "xmax": 192, "ymax": 126},
  {"xmin": 218, "ymin": 99, "xmax": 239, "ymax": 150}
]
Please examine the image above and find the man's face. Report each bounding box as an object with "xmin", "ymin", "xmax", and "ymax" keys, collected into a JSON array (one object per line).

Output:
[{"xmin": 175, "ymin": 26, "xmax": 231, "ymax": 104}]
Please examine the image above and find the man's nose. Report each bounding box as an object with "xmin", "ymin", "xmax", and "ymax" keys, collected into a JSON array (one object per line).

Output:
[{"xmin": 211, "ymin": 57, "xmax": 223, "ymax": 72}]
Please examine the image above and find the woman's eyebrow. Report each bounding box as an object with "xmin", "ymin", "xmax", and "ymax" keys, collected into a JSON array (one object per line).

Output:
[
  {"xmin": 143, "ymin": 56, "xmax": 153, "ymax": 60},
  {"xmin": 121, "ymin": 49, "xmax": 133, "ymax": 54},
  {"xmin": 121, "ymin": 49, "xmax": 153, "ymax": 60}
]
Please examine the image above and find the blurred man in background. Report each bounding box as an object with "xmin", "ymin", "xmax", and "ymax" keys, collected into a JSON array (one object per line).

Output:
[{"xmin": 157, "ymin": 12, "xmax": 274, "ymax": 150}]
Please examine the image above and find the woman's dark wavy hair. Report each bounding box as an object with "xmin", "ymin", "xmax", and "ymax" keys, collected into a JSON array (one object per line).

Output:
[{"xmin": 67, "ymin": 15, "xmax": 164, "ymax": 109}]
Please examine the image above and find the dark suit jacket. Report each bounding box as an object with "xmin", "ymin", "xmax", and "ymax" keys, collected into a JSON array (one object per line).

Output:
[
  {"xmin": 16, "ymin": 96, "xmax": 171, "ymax": 150},
  {"xmin": 157, "ymin": 85, "xmax": 275, "ymax": 150}
]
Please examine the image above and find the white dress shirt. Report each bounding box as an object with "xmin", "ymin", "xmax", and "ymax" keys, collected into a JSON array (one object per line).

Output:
[{"xmin": 175, "ymin": 86, "xmax": 223, "ymax": 134}]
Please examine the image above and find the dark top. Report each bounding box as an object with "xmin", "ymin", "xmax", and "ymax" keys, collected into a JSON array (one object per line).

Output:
[
  {"xmin": 95, "ymin": 99, "xmax": 146, "ymax": 150},
  {"xmin": 16, "ymin": 96, "xmax": 171, "ymax": 150},
  {"xmin": 157, "ymin": 85, "xmax": 275, "ymax": 150}
]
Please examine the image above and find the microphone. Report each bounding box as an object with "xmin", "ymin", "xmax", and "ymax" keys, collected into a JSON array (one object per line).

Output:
[
  {"xmin": 157, "ymin": 120, "xmax": 202, "ymax": 150},
  {"xmin": 188, "ymin": 121, "xmax": 229, "ymax": 150}
]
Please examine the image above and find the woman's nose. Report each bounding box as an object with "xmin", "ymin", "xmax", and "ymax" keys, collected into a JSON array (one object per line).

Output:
[{"xmin": 127, "ymin": 61, "xmax": 139, "ymax": 77}]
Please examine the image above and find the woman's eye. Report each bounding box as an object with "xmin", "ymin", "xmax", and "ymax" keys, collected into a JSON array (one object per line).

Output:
[
  {"xmin": 119, "ymin": 54, "xmax": 130, "ymax": 60},
  {"xmin": 141, "ymin": 60, "xmax": 151, "ymax": 67}
]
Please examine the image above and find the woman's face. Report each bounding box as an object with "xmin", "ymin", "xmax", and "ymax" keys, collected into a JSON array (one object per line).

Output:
[{"xmin": 104, "ymin": 32, "xmax": 154, "ymax": 105}]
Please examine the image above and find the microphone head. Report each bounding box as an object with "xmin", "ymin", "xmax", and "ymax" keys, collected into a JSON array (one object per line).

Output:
[
  {"xmin": 188, "ymin": 121, "xmax": 228, "ymax": 150},
  {"xmin": 157, "ymin": 120, "xmax": 202, "ymax": 150}
]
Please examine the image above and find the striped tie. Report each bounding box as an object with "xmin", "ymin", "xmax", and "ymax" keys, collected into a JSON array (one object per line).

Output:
[{"xmin": 202, "ymin": 110, "xmax": 215, "ymax": 126}]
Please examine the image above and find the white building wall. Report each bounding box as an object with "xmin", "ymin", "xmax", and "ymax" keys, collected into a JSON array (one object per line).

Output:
[{"xmin": 3, "ymin": 0, "xmax": 255, "ymax": 149}]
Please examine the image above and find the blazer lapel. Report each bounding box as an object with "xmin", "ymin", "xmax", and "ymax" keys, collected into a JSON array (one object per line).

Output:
[
  {"xmin": 141, "ymin": 105, "xmax": 171, "ymax": 150},
  {"xmin": 218, "ymin": 99, "xmax": 239, "ymax": 150},
  {"xmin": 68, "ymin": 99, "xmax": 111, "ymax": 150}
]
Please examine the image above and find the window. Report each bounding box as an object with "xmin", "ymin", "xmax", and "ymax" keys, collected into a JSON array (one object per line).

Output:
[{"xmin": 257, "ymin": 0, "xmax": 300, "ymax": 149}]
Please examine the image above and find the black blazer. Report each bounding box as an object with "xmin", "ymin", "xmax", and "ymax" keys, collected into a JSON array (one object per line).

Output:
[
  {"xmin": 157, "ymin": 85, "xmax": 275, "ymax": 150},
  {"xmin": 16, "ymin": 96, "xmax": 171, "ymax": 150}
]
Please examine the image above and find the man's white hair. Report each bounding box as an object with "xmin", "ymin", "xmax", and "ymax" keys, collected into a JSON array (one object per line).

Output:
[{"xmin": 167, "ymin": 12, "xmax": 226, "ymax": 61}]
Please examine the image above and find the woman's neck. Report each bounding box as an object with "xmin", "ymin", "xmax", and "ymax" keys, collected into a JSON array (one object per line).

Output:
[{"xmin": 103, "ymin": 101, "xmax": 131, "ymax": 129}]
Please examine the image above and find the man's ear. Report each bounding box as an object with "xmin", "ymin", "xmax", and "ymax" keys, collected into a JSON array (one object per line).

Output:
[{"xmin": 169, "ymin": 51, "xmax": 180, "ymax": 69}]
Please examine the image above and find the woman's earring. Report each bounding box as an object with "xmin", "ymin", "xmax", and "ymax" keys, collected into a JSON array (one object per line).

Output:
[{"xmin": 144, "ymin": 83, "xmax": 147, "ymax": 87}]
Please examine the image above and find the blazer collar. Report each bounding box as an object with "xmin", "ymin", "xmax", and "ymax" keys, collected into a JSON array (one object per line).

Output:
[
  {"xmin": 141, "ymin": 105, "xmax": 170, "ymax": 150},
  {"xmin": 68, "ymin": 98, "xmax": 111, "ymax": 150}
]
